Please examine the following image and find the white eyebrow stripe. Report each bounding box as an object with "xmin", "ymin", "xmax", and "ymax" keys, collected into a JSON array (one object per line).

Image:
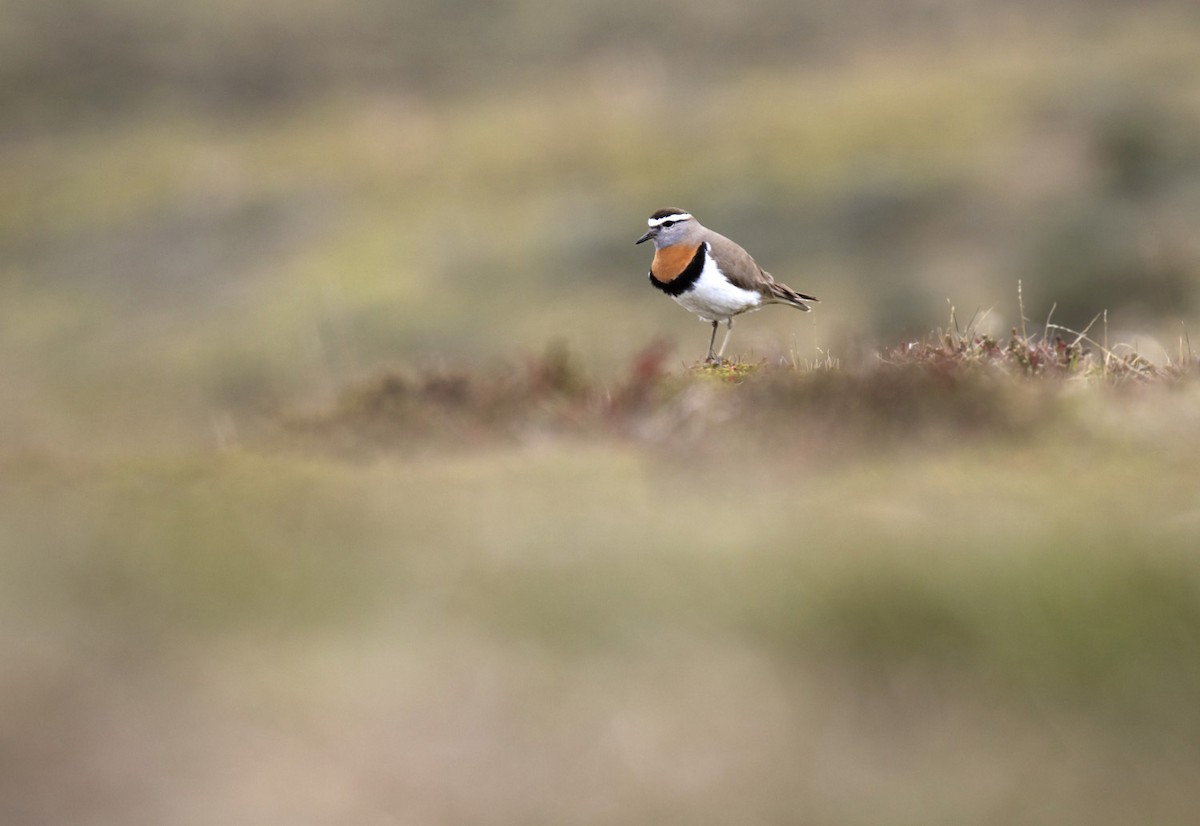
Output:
[{"xmin": 648, "ymin": 213, "xmax": 692, "ymax": 227}]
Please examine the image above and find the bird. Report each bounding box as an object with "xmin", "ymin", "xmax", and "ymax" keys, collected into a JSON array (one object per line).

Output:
[{"xmin": 635, "ymin": 208, "xmax": 818, "ymax": 364}]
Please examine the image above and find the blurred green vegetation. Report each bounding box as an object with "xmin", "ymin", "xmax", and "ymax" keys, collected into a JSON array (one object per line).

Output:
[
  {"xmin": 6, "ymin": 402, "xmax": 1200, "ymax": 823},
  {"xmin": 4, "ymin": 1, "xmax": 1200, "ymax": 822},
  {"xmin": 4, "ymin": 0, "xmax": 1200, "ymax": 447}
]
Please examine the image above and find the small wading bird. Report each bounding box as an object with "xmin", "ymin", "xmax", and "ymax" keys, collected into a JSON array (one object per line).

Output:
[{"xmin": 636, "ymin": 208, "xmax": 818, "ymax": 363}]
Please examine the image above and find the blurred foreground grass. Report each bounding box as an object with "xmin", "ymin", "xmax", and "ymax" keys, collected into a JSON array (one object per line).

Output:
[{"xmin": 4, "ymin": 350, "xmax": 1200, "ymax": 824}]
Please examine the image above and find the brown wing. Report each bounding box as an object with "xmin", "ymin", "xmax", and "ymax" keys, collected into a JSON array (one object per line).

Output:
[
  {"xmin": 763, "ymin": 280, "xmax": 819, "ymax": 309},
  {"xmin": 704, "ymin": 229, "xmax": 818, "ymax": 309}
]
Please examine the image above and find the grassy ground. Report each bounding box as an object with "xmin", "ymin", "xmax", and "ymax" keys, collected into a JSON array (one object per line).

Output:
[{"xmin": 5, "ymin": 343, "xmax": 1200, "ymax": 824}]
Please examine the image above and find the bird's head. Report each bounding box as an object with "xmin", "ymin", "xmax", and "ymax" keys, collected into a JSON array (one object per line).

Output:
[{"xmin": 635, "ymin": 208, "xmax": 696, "ymax": 248}]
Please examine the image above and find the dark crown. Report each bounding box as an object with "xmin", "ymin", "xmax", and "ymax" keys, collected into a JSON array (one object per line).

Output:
[{"xmin": 650, "ymin": 208, "xmax": 689, "ymax": 220}]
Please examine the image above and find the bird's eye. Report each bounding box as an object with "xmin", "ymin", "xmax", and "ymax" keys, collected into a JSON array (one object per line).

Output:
[{"xmin": 662, "ymin": 220, "xmax": 676, "ymax": 228}]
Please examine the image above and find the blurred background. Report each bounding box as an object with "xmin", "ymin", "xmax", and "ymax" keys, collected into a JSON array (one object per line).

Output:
[
  {"xmin": 5, "ymin": 0, "xmax": 1200, "ymax": 446},
  {"xmin": 4, "ymin": 1, "xmax": 1200, "ymax": 823}
]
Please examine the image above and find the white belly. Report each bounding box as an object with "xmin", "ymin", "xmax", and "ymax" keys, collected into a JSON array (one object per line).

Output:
[{"xmin": 672, "ymin": 252, "xmax": 762, "ymax": 322}]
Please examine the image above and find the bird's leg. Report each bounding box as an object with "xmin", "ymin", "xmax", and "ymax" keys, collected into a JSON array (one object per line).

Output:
[
  {"xmin": 705, "ymin": 320, "xmax": 720, "ymax": 364},
  {"xmin": 716, "ymin": 318, "xmax": 734, "ymax": 359}
]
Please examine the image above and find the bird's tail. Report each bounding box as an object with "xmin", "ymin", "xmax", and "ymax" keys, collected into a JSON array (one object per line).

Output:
[{"xmin": 764, "ymin": 280, "xmax": 818, "ymax": 310}]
